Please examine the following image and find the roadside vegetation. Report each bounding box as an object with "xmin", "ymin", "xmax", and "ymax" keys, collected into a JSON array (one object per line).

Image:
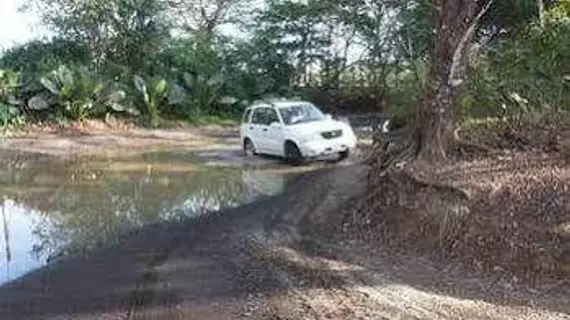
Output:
[{"xmin": 0, "ymin": 0, "xmax": 566, "ymax": 131}]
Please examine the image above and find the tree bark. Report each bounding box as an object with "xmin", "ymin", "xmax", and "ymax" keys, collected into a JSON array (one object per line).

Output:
[
  {"xmin": 537, "ymin": 0, "xmax": 545, "ymax": 26},
  {"xmin": 412, "ymin": 0, "xmax": 494, "ymax": 162}
]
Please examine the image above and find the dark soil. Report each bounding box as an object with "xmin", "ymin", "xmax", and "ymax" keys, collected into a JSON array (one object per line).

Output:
[
  {"xmin": 239, "ymin": 165, "xmax": 570, "ymax": 319},
  {"xmin": 349, "ymin": 150, "xmax": 570, "ymax": 283}
]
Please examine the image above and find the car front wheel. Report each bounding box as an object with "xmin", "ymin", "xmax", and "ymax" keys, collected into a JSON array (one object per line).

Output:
[
  {"xmin": 338, "ymin": 149, "xmax": 350, "ymax": 162},
  {"xmin": 285, "ymin": 142, "xmax": 304, "ymax": 166}
]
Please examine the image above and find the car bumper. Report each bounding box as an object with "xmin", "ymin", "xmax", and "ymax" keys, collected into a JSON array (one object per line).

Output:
[{"xmin": 299, "ymin": 138, "xmax": 357, "ymax": 158}]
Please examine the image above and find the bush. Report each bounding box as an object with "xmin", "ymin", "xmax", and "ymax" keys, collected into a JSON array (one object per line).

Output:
[
  {"xmin": 463, "ymin": 3, "xmax": 570, "ymax": 124},
  {"xmin": 0, "ymin": 69, "xmax": 26, "ymax": 127},
  {"xmin": 133, "ymin": 75, "xmax": 169, "ymax": 128},
  {"xmin": 35, "ymin": 65, "xmax": 129, "ymax": 121},
  {"xmin": 0, "ymin": 39, "xmax": 91, "ymax": 84}
]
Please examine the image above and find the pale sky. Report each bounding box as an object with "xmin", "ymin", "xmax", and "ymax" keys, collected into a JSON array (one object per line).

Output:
[
  {"xmin": 0, "ymin": 0, "xmax": 49, "ymax": 51},
  {"xmin": 0, "ymin": 0, "xmax": 364, "ymax": 63}
]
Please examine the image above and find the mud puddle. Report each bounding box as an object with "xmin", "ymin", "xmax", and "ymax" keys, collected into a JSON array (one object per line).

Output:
[{"xmin": 0, "ymin": 151, "xmax": 315, "ymax": 285}]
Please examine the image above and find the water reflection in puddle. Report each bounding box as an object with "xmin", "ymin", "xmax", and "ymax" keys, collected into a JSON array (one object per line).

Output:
[{"xmin": 0, "ymin": 152, "xmax": 304, "ymax": 285}]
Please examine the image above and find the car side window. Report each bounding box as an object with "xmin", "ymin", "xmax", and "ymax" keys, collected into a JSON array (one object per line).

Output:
[
  {"xmin": 251, "ymin": 109, "xmax": 265, "ymax": 125},
  {"xmin": 266, "ymin": 109, "xmax": 280, "ymax": 125}
]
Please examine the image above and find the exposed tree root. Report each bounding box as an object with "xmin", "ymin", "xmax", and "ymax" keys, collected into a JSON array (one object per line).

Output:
[
  {"xmin": 368, "ymin": 128, "xmax": 420, "ymax": 178},
  {"xmin": 454, "ymin": 139, "xmax": 495, "ymax": 157},
  {"xmin": 356, "ymin": 125, "xmax": 475, "ymax": 256}
]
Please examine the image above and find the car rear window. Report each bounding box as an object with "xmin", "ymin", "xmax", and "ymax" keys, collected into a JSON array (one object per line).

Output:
[{"xmin": 242, "ymin": 108, "xmax": 252, "ymax": 123}]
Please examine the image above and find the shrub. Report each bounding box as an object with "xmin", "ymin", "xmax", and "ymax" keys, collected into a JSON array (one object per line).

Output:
[
  {"xmin": 133, "ymin": 75, "xmax": 169, "ymax": 128},
  {"xmin": 463, "ymin": 2, "xmax": 570, "ymax": 124},
  {"xmin": 34, "ymin": 65, "xmax": 129, "ymax": 121}
]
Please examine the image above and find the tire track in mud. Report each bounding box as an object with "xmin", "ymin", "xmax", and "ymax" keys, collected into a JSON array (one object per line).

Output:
[
  {"xmin": 0, "ymin": 167, "xmax": 340, "ymax": 319},
  {"xmin": 121, "ymin": 170, "xmax": 325, "ymax": 319},
  {"xmin": 123, "ymin": 214, "xmax": 221, "ymax": 320},
  {"xmin": 126, "ymin": 247, "xmax": 171, "ymax": 320}
]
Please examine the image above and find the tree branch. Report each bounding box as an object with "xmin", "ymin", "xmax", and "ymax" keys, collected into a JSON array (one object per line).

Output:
[{"xmin": 448, "ymin": 0, "xmax": 494, "ymax": 87}]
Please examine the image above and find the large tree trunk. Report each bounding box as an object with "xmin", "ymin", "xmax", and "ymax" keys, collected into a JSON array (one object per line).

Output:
[
  {"xmin": 369, "ymin": 0, "xmax": 494, "ymax": 177},
  {"xmin": 413, "ymin": 0, "xmax": 494, "ymax": 162},
  {"xmin": 362, "ymin": 0, "xmax": 495, "ymax": 256}
]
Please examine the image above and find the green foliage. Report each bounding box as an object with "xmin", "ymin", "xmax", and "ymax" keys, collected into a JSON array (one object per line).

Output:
[
  {"xmin": 28, "ymin": 0, "xmax": 169, "ymax": 71},
  {"xmin": 0, "ymin": 39, "xmax": 91, "ymax": 83},
  {"xmin": 38, "ymin": 66, "xmax": 128, "ymax": 120},
  {"xmin": 0, "ymin": 70, "xmax": 24, "ymax": 127},
  {"xmin": 0, "ymin": 104, "xmax": 24, "ymax": 128},
  {"xmin": 133, "ymin": 75, "xmax": 169, "ymax": 127},
  {"xmin": 464, "ymin": 1, "xmax": 570, "ymax": 123},
  {"xmin": 154, "ymin": 37, "xmax": 248, "ymax": 118},
  {"xmin": 156, "ymin": 37, "xmax": 227, "ymax": 117},
  {"xmin": 6, "ymin": 0, "xmax": 566, "ymax": 127},
  {"xmin": 386, "ymin": 59, "xmax": 428, "ymax": 119},
  {"xmin": 393, "ymin": 1, "xmax": 434, "ymax": 61},
  {"xmin": 0, "ymin": 69, "xmax": 20, "ymax": 103},
  {"xmin": 178, "ymin": 72, "xmax": 224, "ymax": 117},
  {"xmin": 252, "ymin": 0, "xmax": 337, "ymax": 87},
  {"xmin": 480, "ymin": 0, "xmax": 559, "ymax": 38}
]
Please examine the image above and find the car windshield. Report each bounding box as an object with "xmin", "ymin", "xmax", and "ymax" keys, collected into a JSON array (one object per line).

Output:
[{"xmin": 278, "ymin": 104, "xmax": 325, "ymax": 125}]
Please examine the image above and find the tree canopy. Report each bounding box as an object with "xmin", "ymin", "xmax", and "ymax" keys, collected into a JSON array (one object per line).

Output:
[{"xmin": 0, "ymin": 0, "xmax": 566, "ymax": 128}]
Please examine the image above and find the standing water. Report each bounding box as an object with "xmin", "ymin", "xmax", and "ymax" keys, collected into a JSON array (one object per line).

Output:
[{"xmin": 0, "ymin": 151, "xmax": 303, "ymax": 285}]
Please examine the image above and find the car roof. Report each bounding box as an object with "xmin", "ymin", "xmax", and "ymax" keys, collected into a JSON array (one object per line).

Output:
[{"xmin": 248, "ymin": 100, "xmax": 312, "ymax": 109}]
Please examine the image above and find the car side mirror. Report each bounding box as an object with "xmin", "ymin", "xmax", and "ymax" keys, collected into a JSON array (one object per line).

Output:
[
  {"xmin": 270, "ymin": 121, "xmax": 281, "ymax": 128},
  {"xmin": 325, "ymin": 114, "xmax": 333, "ymax": 120}
]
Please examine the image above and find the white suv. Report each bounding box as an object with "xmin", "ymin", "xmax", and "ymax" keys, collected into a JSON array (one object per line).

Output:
[{"xmin": 239, "ymin": 100, "xmax": 357, "ymax": 164}]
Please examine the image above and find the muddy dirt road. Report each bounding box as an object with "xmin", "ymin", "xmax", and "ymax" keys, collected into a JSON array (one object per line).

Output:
[
  {"xmin": 1, "ymin": 165, "xmax": 568, "ymax": 320},
  {"xmin": 0, "ymin": 165, "xmax": 312, "ymax": 319},
  {"xmin": 0, "ymin": 126, "xmax": 568, "ymax": 319},
  {"xmin": 0, "ymin": 125, "xmax": 243, "ymax": 166}
]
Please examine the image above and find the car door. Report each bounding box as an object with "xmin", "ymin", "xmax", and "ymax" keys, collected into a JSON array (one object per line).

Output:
[
  {"xmin": 248, "ymin": 108, "xmax": 268, "ymax": 154},
  {"xmin": 264, "ymin": 108, "xmax": 285, "ymax": 156},
  {"xmin": 240, "ymin": 108, "xmax": 253, "ymax": 141}
]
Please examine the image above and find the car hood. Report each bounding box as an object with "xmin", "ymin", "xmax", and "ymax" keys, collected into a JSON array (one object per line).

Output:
[{"xmin": 286, "ymin": 119, "xmax": 348, "ymax": 136}]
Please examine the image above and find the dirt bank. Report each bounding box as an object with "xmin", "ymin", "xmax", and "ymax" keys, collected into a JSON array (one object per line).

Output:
[
  {"xmin": 343, "ymin": 152, "xmax": 570, "ymax": 282},
  {"xmin": 241, "ymin": 164, "xmax": 570, "ymax": 319}
]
